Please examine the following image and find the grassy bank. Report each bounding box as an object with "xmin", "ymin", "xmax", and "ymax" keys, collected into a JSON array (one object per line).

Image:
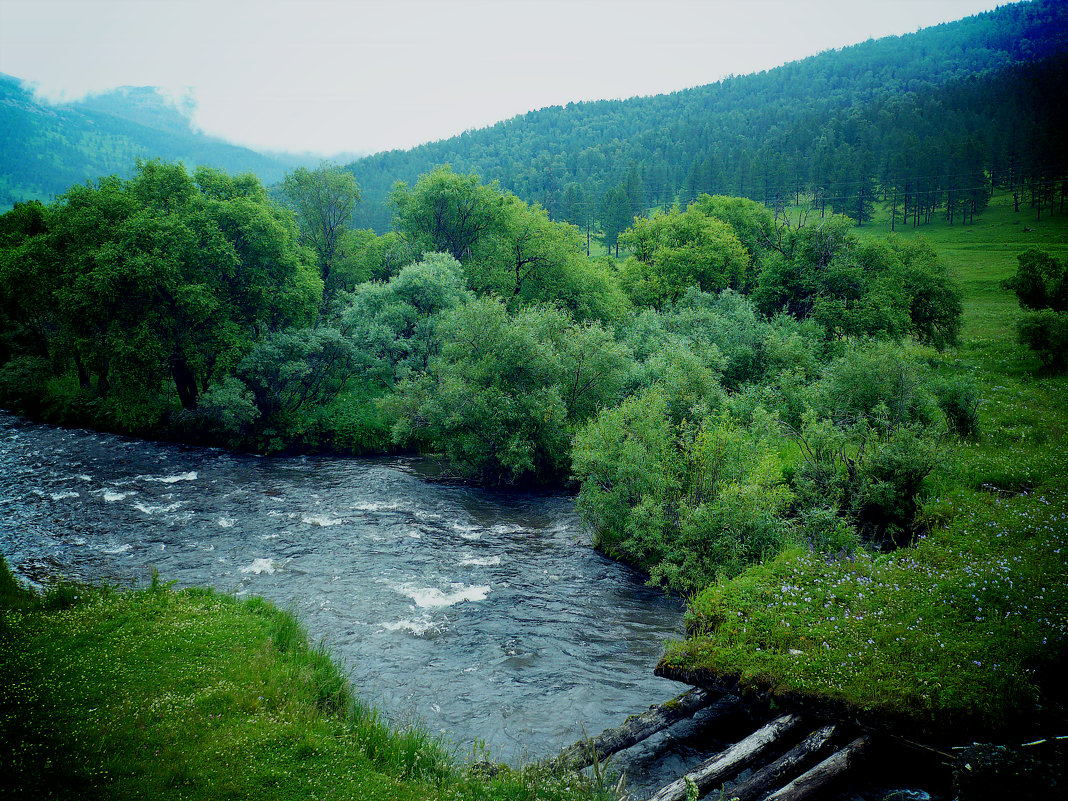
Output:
[
  {"xmin": 659, "ymin": 195, "xmax": 1068, "ymax": 738},
  {"xmin": 0, "ymin": 559, "xmax": 616, "ymax": 801}
]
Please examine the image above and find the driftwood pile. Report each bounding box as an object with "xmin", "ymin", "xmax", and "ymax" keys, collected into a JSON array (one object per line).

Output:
[{"xmin": 546, "ymin": 687, "xmax": 874, "ymax": 801}]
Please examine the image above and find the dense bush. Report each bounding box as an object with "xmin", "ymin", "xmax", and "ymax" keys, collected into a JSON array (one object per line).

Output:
[
  {"xmin": 1003, "ymin": 248, "xmax": 1067, "ymax": 312},
  {"xmin": 388, "ymin": 299, "xmax": 632, "ymax": 483},
  {"xmin": 1017, "ymin": 309, "xmax": 1068, "ymax": 372},
  {"xmin": 573, "ymin": 389, "xmax": 790, "ymax": 594}
]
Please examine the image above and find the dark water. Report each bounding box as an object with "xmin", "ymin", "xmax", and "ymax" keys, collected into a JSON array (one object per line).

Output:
[{"xmin": 0, "ymin": 412, "xmax": 690, "ymax": 771}]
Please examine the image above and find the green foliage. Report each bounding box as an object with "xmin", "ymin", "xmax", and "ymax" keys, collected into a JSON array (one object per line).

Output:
[
  {"xmin": 1003, "ymin": 248, "xmax": 1067, "ymax": 312},
  {"xmin": 934, "ymin": 375, "xmax": 981, "ymax": 439},
  {"xmin": 332, "ymin": 228, "xmax": 418, "ymax": 291},
  {"xmin": 0, "ymin": 160, "xmax": 322, "ymax": 431},
  {"xmin": 791, "ymin": 343, "xmax": 946, "ymax": 548},
  {"xmin": 341, "ymin": 252, "xmax": 472, "ymax": 387},
  {"xmin": 573, "ymin": 389, "xmax": 791, "ymax": 594},
  {"xmin": 226, "ymin": 327, "xmax": 360, "ymax": 450},
  {"xmin": 619, "ymin": 207, "xmax": 748, "ymax": 307},
  {"xmin": 1017, "ymin": 309, "xmax": 1068, "ymax": 372},
  {"xmin": 691, "ymin": 194, "xmax": 777, "ymax": 278},
  {"xmin": 390, "ymin": 299, "xmax": 630, "ymax": 483},
  {"xmin": 754, "ymin": 220, "xmax": 962, "ymax": 348},
  {"xmin": 281, "ymin": 162, "xmax": 361, "ymax": 294}
]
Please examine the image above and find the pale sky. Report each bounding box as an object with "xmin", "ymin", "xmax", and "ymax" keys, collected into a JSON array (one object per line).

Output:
[{"xmin": 0, "ymin": 0, "xmax": 1011, "ymax": 157}]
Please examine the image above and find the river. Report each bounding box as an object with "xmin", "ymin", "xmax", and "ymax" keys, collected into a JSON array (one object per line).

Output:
[{"xmin": 0, "ymin": 412, "xmax": 696, "ymax": 774}]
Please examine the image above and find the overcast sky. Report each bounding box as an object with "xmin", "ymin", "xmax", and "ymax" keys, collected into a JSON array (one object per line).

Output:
[{"xmin": 1, "ymin": 0, "xmax": 1011, "ymax": 157}]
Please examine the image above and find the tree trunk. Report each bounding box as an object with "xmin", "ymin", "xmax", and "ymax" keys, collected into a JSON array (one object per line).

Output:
[
  {"xmin": 723, "ymin": 724, "xmax": 838, "ymax": 801},
  {"xmin": 763, "ymin": 735, "xmax": 871, "ymax": 801},
  {"xmin": 548, "ymin": 689, "xmax": 733, "ymax": 773},
  {"xmin": 647, "ymin": 714, "xmax": 804, "ymax": 801},
  {"xmin": 171, "ymin": 354, "xmax": 199, "ymax": 411}
]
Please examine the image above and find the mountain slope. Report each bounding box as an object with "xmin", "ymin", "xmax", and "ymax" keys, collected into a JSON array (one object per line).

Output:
[
  {"xmin": 0, "ymin": 76, "xmax": 303, "ymax": 210},
  {"xmin": 345, "ymin": 0, "xmax": 1068, "ymax": 232}
]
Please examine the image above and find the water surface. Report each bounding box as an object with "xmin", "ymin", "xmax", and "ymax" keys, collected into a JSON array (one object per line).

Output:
[{"xmin": 0, "ymin": 412, "xmax": 688, "ymax": 767}]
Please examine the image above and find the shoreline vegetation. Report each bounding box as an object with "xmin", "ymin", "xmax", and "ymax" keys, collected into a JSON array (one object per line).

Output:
[
  {"xmin": 1, "ymin": 164, "xmax": 1066, "ymax": 795},
  {"xmin": 0, "ymin": 557, "xmax": 619, "ymax": 801}
]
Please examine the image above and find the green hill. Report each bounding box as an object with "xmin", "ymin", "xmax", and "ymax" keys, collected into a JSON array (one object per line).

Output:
[
  {"xmin": 0, "ymin": 74, "xmax": 307, "ymax": 210},
  {"xmin": 345, "ymin": 0, "xmax": 1068, "ymax": 233}
]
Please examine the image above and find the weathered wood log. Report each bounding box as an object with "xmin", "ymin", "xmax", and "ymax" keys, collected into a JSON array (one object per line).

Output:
[
  {"xmin": 724, "ymin": 723, "xmax": 839, "ymax": 801},
  {"xmin": 548, "ymin": 688, "xmax": 732, "ymax": 773},
  {"xmin": 646, "ymin": 714, "xmax": 805, "ymax": 801},
  {"xmin": 762, "ymin": 734, "xmax": 871, "ymax": 801}
]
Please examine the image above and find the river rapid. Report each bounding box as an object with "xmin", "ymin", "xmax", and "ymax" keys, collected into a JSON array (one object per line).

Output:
[{"xmin": 0, "ymin": 411, "xmax": 691, "ymax": 770}]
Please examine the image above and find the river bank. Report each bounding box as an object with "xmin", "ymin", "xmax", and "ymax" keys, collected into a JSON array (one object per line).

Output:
[{"xmin": 0, "ymin": 557, "xmax": 622, "ymax": 801}]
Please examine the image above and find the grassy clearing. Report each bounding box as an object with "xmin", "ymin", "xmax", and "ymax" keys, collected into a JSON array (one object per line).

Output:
[
  {"xmin": 0, "ymin": 560, "xmax": 617, "ymax": 801},
  {"xmin": 659, "ymin": 194, "xmax": 1068, "ymax": 738}
]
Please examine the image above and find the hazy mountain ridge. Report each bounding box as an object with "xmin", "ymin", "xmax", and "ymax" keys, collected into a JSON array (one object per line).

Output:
[{"xmin": 0, "ymin": 75, "xmax": 308, "ymax": 210}]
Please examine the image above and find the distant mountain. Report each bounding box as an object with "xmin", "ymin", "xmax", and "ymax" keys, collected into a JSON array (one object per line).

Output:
[
  {"xmin": 345, "ymin": 0, "xmax": 1068, "ymax": 232},
  {"xmin": 0, "ymin": 76, "xmax": 310, "ymax": 210}
]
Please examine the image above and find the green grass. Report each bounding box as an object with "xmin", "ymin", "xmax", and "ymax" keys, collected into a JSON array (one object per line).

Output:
[
  {"xmin": 659, "ymin": 193, "xmax": 1068, "ymax": 738},
  {"xmin": 0, "ymin": 560, "xmax": 617, "ymax": 801}
]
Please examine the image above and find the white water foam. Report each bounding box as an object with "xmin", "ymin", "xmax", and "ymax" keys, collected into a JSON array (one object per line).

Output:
[
  {"xmin": 393, "ymin": 582, "xmax": 491, "ymax": 608},
  {"xmin": 380, "ymin": 615, "xmax": 448, "ymax": 638},
  {"xmin": 50, "ymin": 491, "xmax": 80, "ymax": 500},
  {"xmin": 102, "ymin": 544, "xmax": 131, "ymax": 554},
  {"xmin": 351, "ymin": 501, "xmax": 408, "ymax": 512},
  {"xmin": 142, "ymin": 471, "xmax": 197, "ymax": 484},
  {"xmin": 451, "ymin": 523, "xmax": 482, "ymax": 540},
  {"xmin": 102, "ymin": 490, "xmax": 136, "ymax": 502},
  {"xmin": 302, "ymin": 514, "xmax": 342, "ymax": 526},
  {"xmin": 133, "ymin": 502, "xmax": 183, "ymax": 515},
  {"xmin": 459, "ymin": 555, "xmax": 501, "ymax": 567},
  {"xmin": 217, "ymin": 516, "xmax": 236, "ymax": 528},
  {"xmin": 490, "ymin": 523, "xmax": 527, "ymax": 535},
  {"xmin": 240, "ymin": 558, "xmax": 277, "ymax": 575}
]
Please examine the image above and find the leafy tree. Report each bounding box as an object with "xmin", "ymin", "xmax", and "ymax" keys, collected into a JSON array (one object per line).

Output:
[
  {"xmin": 389, "ymin": 167, "xmax": 627, "ymax": 323},
  {"xmin": 0, "ymin": 161, "xmax": 320, "ymax": 423},
  {"xmin": 219, "ymin": 326, "xmax": 360, "ymax": 450},
  {"xmin": 619, "ymin": 207, "xmax": 748, "ymax": 307},
  {"xmin": 1017, "ymin": 309, "xmax": 1068, "ymax": 372},
  {"xmin": 389, "ymin": 166, "xmax": 501, "ymax": 261},
  {"xmin": 388, "ymin": 300, "xmax": 630, "ymax": 483},
  {"xmin": 282, "ymin": 162, "xmax": 361, "ymax": 292},
  {"xmin": 1003, "ymin": 248, "xmax": 1067, "ymax": 312},
  {"xmin": 341, "ymin": 252, "xmax": 471, "ymax": 385},
  {"xmin": 573, "ymin": 392, "xmax": 791, "ymax": 594},
  {"xmin": 600, "ymin": 185, "xmax": 632, "ymax": 257}
]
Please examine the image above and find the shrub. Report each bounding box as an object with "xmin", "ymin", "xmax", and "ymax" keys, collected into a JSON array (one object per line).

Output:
[
  {"xmin": 934, "ymin": 375, "xmax": 981, "ymax": 438},
  {"xmin": 573, "ymin": 399, "xmax": 791, "ymax": 595},
  {"xmin": 1017, "ymin": 310, "xmax": 1068, "ymax": 373},
  {"xmin": 1003, "ymin": 249, "xmax": 1067, "ymax": 312}
]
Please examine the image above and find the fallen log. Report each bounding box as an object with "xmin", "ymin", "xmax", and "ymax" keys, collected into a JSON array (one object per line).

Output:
[
  {"xmin": 548, "ymin": 688, "xmax": 732, "ymax": 773},
  {"xmin": 646, "ymin": 714, "xmax": 805, "ymax": 801},
  {"xmin": 763, "ymin": 734, "xmax": 871, "ymax": 801},
  {"xmin": 724, "ymin": 723, "xmax": 839, "ymax": 801}
]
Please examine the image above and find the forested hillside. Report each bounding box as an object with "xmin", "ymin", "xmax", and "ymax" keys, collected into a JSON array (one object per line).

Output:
[
  {"xmin": 347, "ymin": 0, "xmax": 1068, "ymax": 239},
  {"xmin": 0, "ymin": 75, "xmax": 306, "ymax": 210}
]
